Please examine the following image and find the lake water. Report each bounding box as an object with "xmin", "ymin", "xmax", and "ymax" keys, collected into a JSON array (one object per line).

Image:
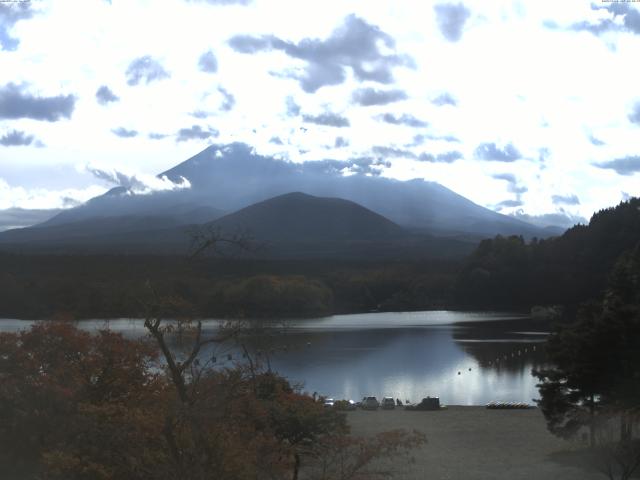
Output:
[{"xmin": 0, "ymin": 311, "xmax": 550, "ymax": 406}]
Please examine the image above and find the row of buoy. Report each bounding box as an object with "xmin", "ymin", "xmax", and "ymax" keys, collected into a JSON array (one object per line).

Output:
[{"xmin": 487, "ymin": 345, "xmax": 537, "ymax": 366}]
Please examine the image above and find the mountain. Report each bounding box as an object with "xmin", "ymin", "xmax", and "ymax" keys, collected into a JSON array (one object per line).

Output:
[
  {"xmin": 40, "ymin": 143, "xmax": 555, "ymax": 239},
  {"xmin": 210, "ymin": 192, "xmax": 405, "ymax": 242},
  {"xmin": 0, "ymin": 208, "xmax": 62, "ymax": 232}
]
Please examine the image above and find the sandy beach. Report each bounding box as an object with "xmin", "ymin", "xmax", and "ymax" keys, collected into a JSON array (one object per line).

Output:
[{"xmin": 346, "ymin": 406, "xmax": 606, "ymax": 480}]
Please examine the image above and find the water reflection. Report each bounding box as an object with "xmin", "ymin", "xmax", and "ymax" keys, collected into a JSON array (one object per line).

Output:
[{"xmin": 0, "ymin": 312, "xmax": 550, "ymax": 406}]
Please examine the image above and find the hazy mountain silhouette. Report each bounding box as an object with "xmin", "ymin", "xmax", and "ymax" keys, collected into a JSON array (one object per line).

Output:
[
  {"xmin": 210, "ymin": 192, "xmax": 404, "ymax": 242},
  {"xmin": 40, "ymin": 143, "xmax": 553, "ymax": 239},
  {"xmin": 0, "ymin": 143, "xmax": 560, "ymax": 255}
]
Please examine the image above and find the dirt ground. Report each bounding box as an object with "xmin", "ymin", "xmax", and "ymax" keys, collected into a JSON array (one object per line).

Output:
[{"xmin": 346, "ymin": 406, "xmax": 608, "ymax": 480}]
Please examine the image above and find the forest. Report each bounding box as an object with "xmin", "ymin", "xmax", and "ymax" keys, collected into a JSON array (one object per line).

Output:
[{"xmin": 0, "ymin": 198, "xmax": 638, "ymax": 320}]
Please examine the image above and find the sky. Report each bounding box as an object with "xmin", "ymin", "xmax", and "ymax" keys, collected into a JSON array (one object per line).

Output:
[{"xmin": 1, "ymin": 0, "xmax": 640, "ymax": 229}]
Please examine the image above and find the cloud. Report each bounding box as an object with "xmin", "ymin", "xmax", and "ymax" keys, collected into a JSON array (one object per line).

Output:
[
  {"xmin": 474, "ymin": 142, "xmax": 521, "ymax": 162},
  {"xmin": 111, "ymin": 127, "xmax": 138, "ymax": 138},
  {"xmin": 334, "ymin": 136, "xmax": 349, "ymax": 148},
  {"xmin": 0, "ymin": 129, "xmax": 35, "ymax": 147},
  {"xmin": 218, "ymin": 86, "xmax": 235, "ymax": 111},
  {"xmin": 86, "ymin": 166, "xmax": 191, "ymax": 194},
  {"xmin": 352, "ymin": 88, "xmax": 408, "ymax": 106},
  {"xmin": 552, "ymin": 194, "xmax": 580, "ymax": 205},
  {"xmin": 269, "ymin": 136, "xmax": 284, "ymax": 145},
  {"xmin": 190, "ymin": 110, "xmax": 211, "ymax": 119},
  {"xmin": 594, "ymin": 155, "xmax": 640, "ymax": 175},
  {"xmin": 0, "ymin": 177, "xmax": 106, "ymax": 211},
  {"xmin": 492, "ymin": 172, "xmax": 528, "ymax": 195},
  {"xmin": 176, "ymin": 125, "xmax": 219, "ymax": 142},
  {"xmin": 417, "ymin": 151, "xmax": 463, "ymax": 163},
  {"xmin": 0, "ymin": 3, "xmax": 34, "ymax": 51},
  {"xmin": 0, "ymin": 83, "xmax": 76, "ymax": 122},
  {"xmin": 495, "ymin": 199, "xmax": 524, "ymax": 209},
  {"xmin": 431, "ymin": 92, "xmax": 457, "ymax": 106},
  {"xmin": 95, "ymin": 85, "xmax": 119, "ymax": 105},
  {"xmin": 302, "ymin": 112, "xmax": 350, "ymax": 127},
  {"xmin": 148, "ymin": 132, "xmax": 169, "ymax": 140},
  {"xmin": 304, "ymin": 156, "xmax": 390, "ymax": 176},
  {"xmin": 228, "ymin": 14, "xmax": 413, "ymax": 92},
  {"xmin": 198, "ymin": 50, "xmax": 218, "ymax": 73},
  {"xmin": 569, "ymin": 3, "xmax": 640, "ymax": 36},
  {"xmin": 125, "ymin": 56, "xmax": 170, "ymax": 86},
  {"xmin": 372, "ymin": 146, "xmax": 416, "ymax": 159},
  {"xmin": 434, "ymin": 3, "xmax": 471, "ymax": 42},
  {"xmin": 378, "ymin": 113, "xmax": 428, "ymax": 127},
  {"xmin": 285, "ymin": 96, "xmax": 301, "ymax": 117},
  {"xmin": 510, "ymin": 209, "xmax": 586, "ymax": 229},
  {"xmin": 588, "ymin": 134, "xmax": 605, "ymax": 146},
  {"xmin": 629, "ymin": 102, "xmax": 640, "ymax": 125}
]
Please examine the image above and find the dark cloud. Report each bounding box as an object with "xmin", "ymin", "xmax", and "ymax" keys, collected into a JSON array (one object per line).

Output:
[
  {"xmin": 190, "ymin": 110, "xmax": 211, "ymax": 119},
  {"xmin": 594, "ymin": 156, "xmax": 640, "ymax": 176},
  {"xmin": 95, "ymin": 85, "xmax": 119, "ymax": 105},
  {"xmin": 567, "ymin": 3, "xmax": 640, "ymax": 36},
  {"xmin": 492, "ymin": 172, "xmax": 528, "ymax": 195},
  {"xmin": 111, "ymin": 127, "xmax": 138, "ymax": 138},
  {"xmin": 434, "ymin": 3, "xmax": 471, "ymax": 42},
  {"xmin": 0, "ymin": 83, "xmax": 76, "ymax": 122},
  {"xmin": 431, "ymin": 92, "xmax": 457, "ymax": 106},
  {"xmin": 474, "ymin": 142, "xmax": 521, "ymax": 162},
  {"xmin": 302, "ymin": 112, "xmax": 350, "ymax": 127},
  {"xmin": 148, "ymin": 132, "xmax": 169, "ymax": 140},
  {"xmin": 218, "ymin": 86, "xmax": 235, "ymax": 111},
  {"xmin": 269, "ymin": 136, "xmax": 284, "ymax": 145},
  {"xmin": 228, "ymin": 14, "xmax": 414, "ymax": 92},
  {"xmin": 0, "ymin": 3, "xmax": 34, "ymax": 51},
  {"xmin": 125, "ymin": 56, "xmax": 170, "ymax": 86},
  {"xmin": 552, "ymin": 194, "xmax": 580, "ymax": 205},
  {"xmin": 629, "ymin": 102, "xmax": 640, "ymax": 125},
  {"xmin": 352, "ymin": 88, "xmax": 408, "ymax": 106},
  {"xmin": 495, "ymin": 199, "xmax": 524, "ymax": 209},
  {"xmin": 372, "ymin": 146, "xmax": 416, "ymax": 159},
  {"xmin": 378, "ymin": 113, "xmax": 428, "ymax": 128},
  {"xmin": 285, "ymin": 96, "xmax": 301, "ymax": 117},
  {"xmin": 176, "ymin": 125, "xmax": 219, "ymax": 142},
  {"xmin": 510, "ymin": 209, "xmax": 586, "ymax": 229},
  {"xmin": 0, "ymin": 129, "xmax": 34, "ymax": 146},
  {"xmin": 417, "ymin": 151, "xmax": 463, "ymax": 163},
  {"xmin": 588, "ymin": 134, "xmax": 605, "ymax": 146},
  {"xmin": 198, "ymin": 50, "xmax": 218, "ymax": 73},
  {"xmin": 334, "ymin": 136, "xmax": 349, "ymax": 148}
]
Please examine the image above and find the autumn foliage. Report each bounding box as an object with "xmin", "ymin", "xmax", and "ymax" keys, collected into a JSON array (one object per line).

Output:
[{"xmin": 0, "ymin": 322, "xmax": 425, "ymax": 479}]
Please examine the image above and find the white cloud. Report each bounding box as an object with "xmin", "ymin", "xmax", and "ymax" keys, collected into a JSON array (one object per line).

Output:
[{"xmin": 0, "ymin": 0, "xmax": 638, "ymax": 222}]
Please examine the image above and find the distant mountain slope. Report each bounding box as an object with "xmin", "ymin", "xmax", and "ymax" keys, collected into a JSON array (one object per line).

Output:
[
  {"xmin": 40, "ymin": 143, "xmax": 555, "ymax": 240},
  {"xmin": 0, "ymin": 205, "xmax": 224, "ymax": 252},
  {"xmin": 210, "ymin": 192, "xmax": 405, "ymax": 242}
]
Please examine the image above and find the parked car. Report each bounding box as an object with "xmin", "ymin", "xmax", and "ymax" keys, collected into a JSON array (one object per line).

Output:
[
  {"xmin": 323, "ymin": 398, "xmax": 335, "ymax": 408},
  {"xmin": 361, "ymin": 396, "xmax": 380, "ymax": 410},
  {"xmin": 381, "ymin": 397, "xmax": 395, "ymax": 409}
]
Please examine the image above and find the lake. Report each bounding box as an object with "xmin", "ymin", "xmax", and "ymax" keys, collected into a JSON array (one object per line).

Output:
[{"xmin": 0, "ymin": 311, "xmax": 550, "ymax": 406}]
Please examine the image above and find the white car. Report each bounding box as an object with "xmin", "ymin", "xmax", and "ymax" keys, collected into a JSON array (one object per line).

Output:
[
  {"xmin": 361, "ymin": 396, "xmax": 380, "ymax": 410},
  {"xmin": 381, "ymin": 397, "xmax": 395, "ymax": 409}
]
